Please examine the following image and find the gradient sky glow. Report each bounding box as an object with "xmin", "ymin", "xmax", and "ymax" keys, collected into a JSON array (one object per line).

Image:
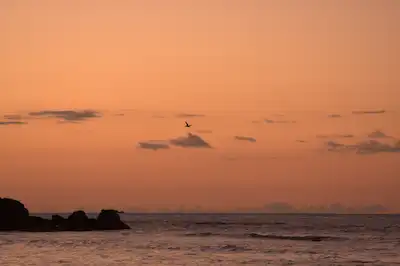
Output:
[{"xmin": 1, "ymin": 1, "xmax": 399, "ymax": 212}]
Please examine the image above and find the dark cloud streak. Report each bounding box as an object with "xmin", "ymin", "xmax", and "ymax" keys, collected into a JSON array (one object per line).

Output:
[
  {"xmin": 264, "ymin": 119, "xmax": 295, "ymax": 124},
  {"xmin": 3, "ymin": 114, "xmax": 24, "ymax": 120},
  {"xmin": 176, "ymin": 113, "xmax": 205, "ymax": 118},
  {"xmin": 169, "ymin": 133, "xmax": 211, "ymax": 148},
  {"xmin": 137, "ymin": 142, "xmax": 170, "ymax": 151},
  {"xmin": 137, "ymin": 133, "xmax": 212, "ymax": 150},
  {"xmin": 28, "ymin": 109, "xmax": 101, "ymax": 122},
  {"xmin": 316, "ymin": 134, "xmax": 354, "ymax": 139},
  {"xmin": 367, "ymin": 130, "xmax": 392, "ymax": 139},
  {"xmin": 352, "ymin": 109, "xmax": 386, "ymax": 115},
  {"xmin": 0, "ymin": 121, "xmax": 27, "ymax": 125},
  {"xmin": 328, "ymin": 114, "xmax": 342, "ymax": 118},
  {"xmin": 325, "ymin": 139, "xmax": 400, "ymax": 154},
  {"xmin": 234, "ymin": 136, "xmax": 256, "ymax": 142}
]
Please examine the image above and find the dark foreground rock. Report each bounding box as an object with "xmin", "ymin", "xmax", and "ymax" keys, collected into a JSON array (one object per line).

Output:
[{"xmin": 0, "ymin": 197, "xmax": 130, "ymax": 232}]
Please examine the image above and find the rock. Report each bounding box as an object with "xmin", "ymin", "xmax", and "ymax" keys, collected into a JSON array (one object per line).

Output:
[
  {"xmin": 27, "ymin": 216, "xmax": 54, "ymax": 232},
  {"xmin": 67, "ymin": 210, "xmax": 92, "ymax": 231},
  {"xmin": 52, "ymin": 214, "xmax": 65, "ymax": 224},
  {"xmin": 0, "ymin": 198, "xmax": 30, "ymax": 230},
  {"xmin": 0, "ymin": 197, "xmax": 130, "ymax": 232},
  {"xmin": 51, "ymin": 214, "xmax": 67, "ymax": 230},
  {"xmin": 68, "ymin": 210, "xmax": 88, "ymax": 221},
  {"xmin": 96, "ymin": 209, "xmax": 130, "ymax": 230}
]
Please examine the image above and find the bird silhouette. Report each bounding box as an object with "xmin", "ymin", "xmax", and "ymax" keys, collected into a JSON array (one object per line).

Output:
[{"xmin": 185, "ymin": 121, "xmax": 192, "ymax": 128}]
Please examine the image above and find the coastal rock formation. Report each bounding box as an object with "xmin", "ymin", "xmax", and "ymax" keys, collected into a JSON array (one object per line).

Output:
[
  {"xmin": 96, "ymin": 209, "xmax": 130, "ymax": 230},
  {"xmin": 0, "ymin": 198, "xmax": 30, "ymax": 230},
  {"xmin": 0, "ymin": 197, "xmax": 130, "ymax": 232}
]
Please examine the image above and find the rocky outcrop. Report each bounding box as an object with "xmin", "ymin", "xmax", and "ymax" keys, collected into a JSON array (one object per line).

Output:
[
  {"xmin": 0, "ymin": 198, "xmax": 30, "ymax": 230},
  {"xmin": 96, "ymin": 209, "xmax": 130, "ymax": 230},
  {"xmin": 0, "ymin": 197, "xmax": 130, "ymax": 232}
]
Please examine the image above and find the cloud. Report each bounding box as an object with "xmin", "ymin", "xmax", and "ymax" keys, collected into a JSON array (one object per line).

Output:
[
  {"xmin": 0, "ymin": 121, "xmax": 27, "ymax": 125},
  {"xmin": 355, "ymin": 140, "xmax": 400, "ymax": 154},
  {"xmin": 325, "ymin": 139, "xmax": 400, "ymax": 154},
  {"xmin": 169, "ymin": 133, "xmax": 212, "ymax": 148},
  {"xmin": 1, "ymin": 113, "xmax": 28, "ymax": 125},
  {"xmin": 234, "ymin": 136, "xmax": 256, "ymax": 142},
  {"xmin": 338, "ymin": 134, "xmax": 354, "ymax": 138},
  {"xmin": 264, "ymin": 119, "xmax": 295, "ymax": 124},
  {"xmin": 176, "ymin": 113, "xmax": 205, "ymax": 118},
  {"xmin": 28, "ymin": 109, "xmax": 101, "ymax": 122},
  {"xmin": 138, "ymin": 134, "xmax": 212, "ymax": 150},
  {"xmin": 3, "ymin": 114, "xmax": 24, "ymax": 120},
  {"xmin": 325, "ymin": 140, "xmax": 352, "ymax": 152},
  {"xmin": 137, "ymin": 141, "xmax": 170, "ymax": 151},
  {"xmin": 352, "ymin": 109, "xmax": 385, "ymax": 115},
  {"xmin": 316, "ymin": 134, "xmax": 354, "ymax": 139},
  {"xmin": 328, "ymin": 114, "xmax": 342, "ymax": 118},
  {"xmin": 367, "ymin": 130, "xmax": 392, "ymax": 139}
]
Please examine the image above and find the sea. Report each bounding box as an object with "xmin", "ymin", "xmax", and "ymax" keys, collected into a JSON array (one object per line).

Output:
[{"xmin": 0, "ymin": 213, "xmax": 399, "ymax": 265}]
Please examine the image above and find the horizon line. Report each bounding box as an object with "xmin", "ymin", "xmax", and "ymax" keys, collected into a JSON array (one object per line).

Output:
[{"xmin": 31, "ymin": 212, "xmax": 399, "ymax": 215}]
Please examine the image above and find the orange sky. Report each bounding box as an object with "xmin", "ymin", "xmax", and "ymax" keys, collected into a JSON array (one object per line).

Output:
[{"xmin": 1, "ymin": 1, "xmax": 399, "ymax": 212}]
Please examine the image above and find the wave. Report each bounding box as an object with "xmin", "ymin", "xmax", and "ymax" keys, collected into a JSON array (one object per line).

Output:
[
  {"xmin": 184, "ymin": 232, "xmax": 347, "ymax": 242},
  {"xmin": 125, "ymin": 221, "xmax": 286, "ymax": 227},
  {"xmin": 184, "ymin": 232, "xmax": 220, "ymax": 237},
  {"xmin": 193, "ymin": 221, "xmax": 286, "ymax": 226},
  {"xmin": 247, "ymin": 233, "xmax": 347, "ymax": 242},
  {"xmin": 203, "ymin": 244, "xmax": 251, "ymax": 252}
]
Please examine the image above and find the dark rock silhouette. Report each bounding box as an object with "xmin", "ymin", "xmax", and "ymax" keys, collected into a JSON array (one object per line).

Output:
[
  {"xmin": 0, "ymin": 197, "xmax": 130, "ymax": 232},
  {"xmin": 0, "ymin": 198, "xmax": 30, "ymax": 230},
  {"xmin": 51, "ymin": 214, "xmax": 65, "ymax": 228},
  {"xmin": 66, "ymin": 210, "xmax": 96, "ymax": 231},
  {"xmin": 96, "ymin": 209, "xmax": 130, "ymax": 230}
]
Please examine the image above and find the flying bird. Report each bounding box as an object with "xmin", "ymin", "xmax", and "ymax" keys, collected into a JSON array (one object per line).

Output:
[{"xmin": 185, "ymin": 121, "xmax": 192, "ymax": 128}]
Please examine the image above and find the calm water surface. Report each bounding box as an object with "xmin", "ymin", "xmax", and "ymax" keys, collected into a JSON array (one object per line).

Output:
[{"xmin": 1, "ymin": 214, "xmax": 399, "ymax": 265}]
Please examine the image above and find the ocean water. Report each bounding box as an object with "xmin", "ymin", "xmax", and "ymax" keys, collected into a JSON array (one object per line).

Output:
[{"xmin": 0, "ymin": 214, "xmax": 399, "ymax": 265}]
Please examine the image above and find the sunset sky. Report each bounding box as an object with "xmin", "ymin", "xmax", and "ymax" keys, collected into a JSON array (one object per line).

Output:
[{"xmin": 1, "ymin": 1, "xmax": 399, "ymax": 212}]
